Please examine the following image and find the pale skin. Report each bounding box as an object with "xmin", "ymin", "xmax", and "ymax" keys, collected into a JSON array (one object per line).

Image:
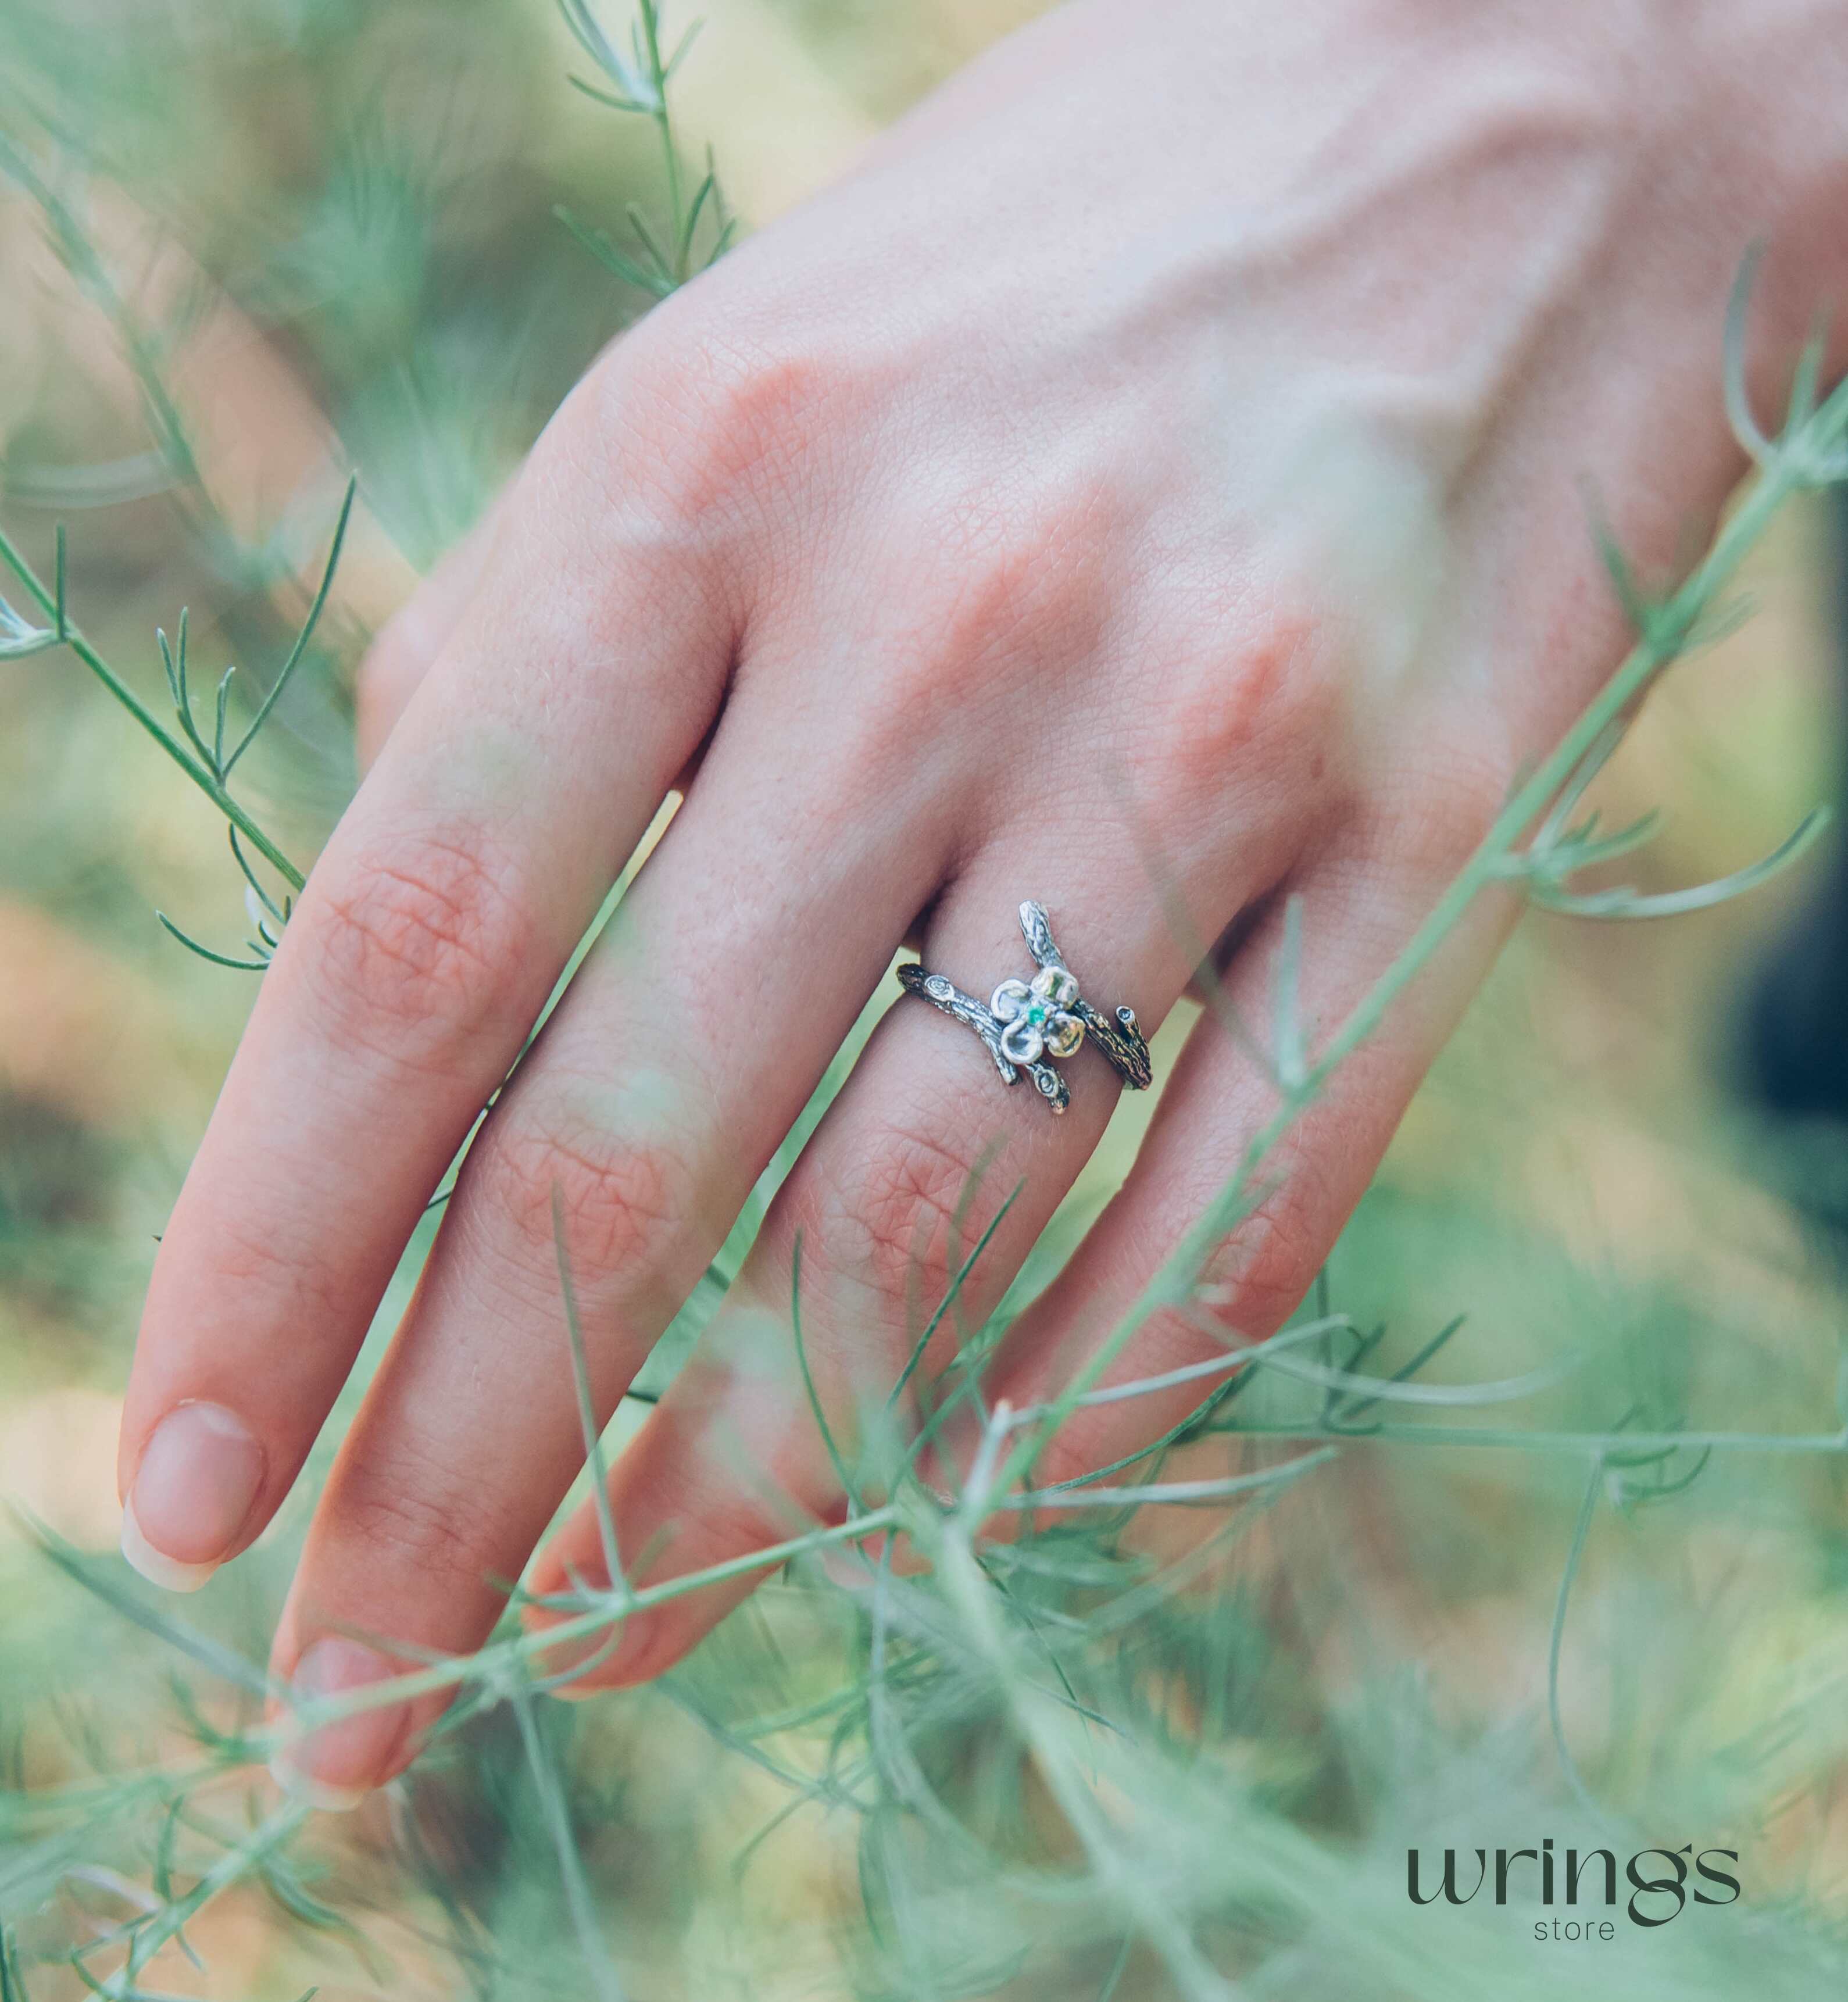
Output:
[{"xmin": 115, "ymin": 0, "xmax": 1848, "ymax": 1801}]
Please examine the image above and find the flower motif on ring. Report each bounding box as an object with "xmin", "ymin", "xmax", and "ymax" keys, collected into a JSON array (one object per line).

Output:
[{"xmin": 991, "ymin": 965, "xmax": 1085, "ymax": 1067}]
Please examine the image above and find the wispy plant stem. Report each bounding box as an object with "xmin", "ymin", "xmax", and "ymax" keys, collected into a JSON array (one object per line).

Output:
[
  {"xmin": 80, "ymin": 1799, "xmax": 308, "ymax": 1996},
  {"xmin": 273, "ymin": 1506, "xmax": 900, "ymax": 1739},
  {"xmin": 0, "ymin": 524, "xmax": 305, "ymax": 891},
  {"xmin": 635, "ymin": 1, "xmax": 683, "ymax": 254},
  {"xmin": 1548, "ymin": 1456, "xmax": 1607, "ymax": 1819},
  {"xmin": 1226, "ymin": 1421, "xmax": 1848, "ymax": 1454}
]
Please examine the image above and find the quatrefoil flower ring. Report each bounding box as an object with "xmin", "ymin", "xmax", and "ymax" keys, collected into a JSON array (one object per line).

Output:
[
  {"xmin": 991, "ymin": 966, "xmax": 1085, "ymax": 1066},
  {"xmin": 898, "ymin": 901, "xmax": 1154, "ymax": 1116}
]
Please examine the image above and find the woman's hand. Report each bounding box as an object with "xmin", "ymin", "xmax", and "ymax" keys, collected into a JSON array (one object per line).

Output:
[{"xmin": 115, "ymin": 0, "xmax": 1847, "ymax": 1801}]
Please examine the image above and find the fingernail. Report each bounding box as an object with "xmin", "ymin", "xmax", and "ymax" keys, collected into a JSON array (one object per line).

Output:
[
  {"xmin": 270, "ymin": 1638, "xmax": 410, "ymax": 1810},
  {"xmin": 120, "ymin": 1402, "xmax": 265, "ymax": 1592},
  {"xmin": 544, "ymin": 1624, "xmax": 636, "ymax": 1700}
]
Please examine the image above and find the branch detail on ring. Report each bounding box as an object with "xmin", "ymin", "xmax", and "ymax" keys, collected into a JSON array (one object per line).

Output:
[{"xmin": 898, "ymin": 902, "xmax": 1153, "ymax": 1114}]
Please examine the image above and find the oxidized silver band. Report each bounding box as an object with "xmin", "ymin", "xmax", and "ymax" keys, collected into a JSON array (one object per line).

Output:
[{"xmin": 899, "ymin": 902, "xmax": 1153, "ymax": 1115}]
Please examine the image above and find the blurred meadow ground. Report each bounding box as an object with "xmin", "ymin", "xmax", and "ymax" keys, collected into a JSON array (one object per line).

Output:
[{"xmin": 5, "ymin": 2, "xmax": 1848, "ymax": 1997}]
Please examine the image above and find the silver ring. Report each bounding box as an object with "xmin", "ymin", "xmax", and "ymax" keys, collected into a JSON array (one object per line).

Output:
[{"xmin": 899, "ymin": 902, "xmax": 1153, "ymax": 1115}]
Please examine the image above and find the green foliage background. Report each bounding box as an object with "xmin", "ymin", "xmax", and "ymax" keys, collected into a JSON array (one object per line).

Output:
[{"xmin": 2, "ymin": 3, "xmax": 1848, "ymax": 1997}]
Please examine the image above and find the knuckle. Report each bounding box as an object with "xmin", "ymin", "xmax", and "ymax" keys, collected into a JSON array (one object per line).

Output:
[
  {"xmin": 332, "ymin": 1442, "xmax": 505, "ymax": 1598},
  {"xmin": 927, "ymin": 483, "xmax": 1118, "ymax": 666},
  {"xmin": 600, "ymin": 303, "xmax": 845, "ymax": 528},
  {"xmin": 1145, "ymin": 603, "xmax": 1345, "ymax": 811},
  {"xmin": 841, "ymin": 482, "xmax": 1127, "ymax": 780},
  {"xmin": 815, "ymin": 1122, "xmax": 989, "ymax": 1304},
  {"xmin": 196, "ymin": 1204, "xmax": 345, "ymax": 1326},
  {"xmin": 308, "ymin": 827, "xmax": 535, "ymax": 1067},
  {"xmin": 472, "ymin": 1085, "xmax": 697, "ymax": 1292},
  {"xmin": 695, "ymin": 334, "xmax": 836, "ymax": 484}
]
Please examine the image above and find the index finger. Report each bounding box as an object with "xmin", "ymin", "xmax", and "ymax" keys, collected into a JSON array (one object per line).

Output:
[{"xmin": 116, "ymin": 367, "xmax": 736, "ymax": 1592}]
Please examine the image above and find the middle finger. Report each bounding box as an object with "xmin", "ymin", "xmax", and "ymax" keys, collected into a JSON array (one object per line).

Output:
[{"xmin": 269, "ymin": 681, "xmax": 958, "ymax": 1798}]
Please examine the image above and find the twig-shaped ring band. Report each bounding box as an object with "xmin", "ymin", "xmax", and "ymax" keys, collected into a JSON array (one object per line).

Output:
[{"xmin": 898, "ymin": 902, "xmax": 1153, "ymax": 1115}]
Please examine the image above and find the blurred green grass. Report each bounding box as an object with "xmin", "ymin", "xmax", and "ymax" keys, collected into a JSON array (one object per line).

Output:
[{"xmin": 6, "ymin": 3, "xmax": 1848, "ymax": 1997}]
